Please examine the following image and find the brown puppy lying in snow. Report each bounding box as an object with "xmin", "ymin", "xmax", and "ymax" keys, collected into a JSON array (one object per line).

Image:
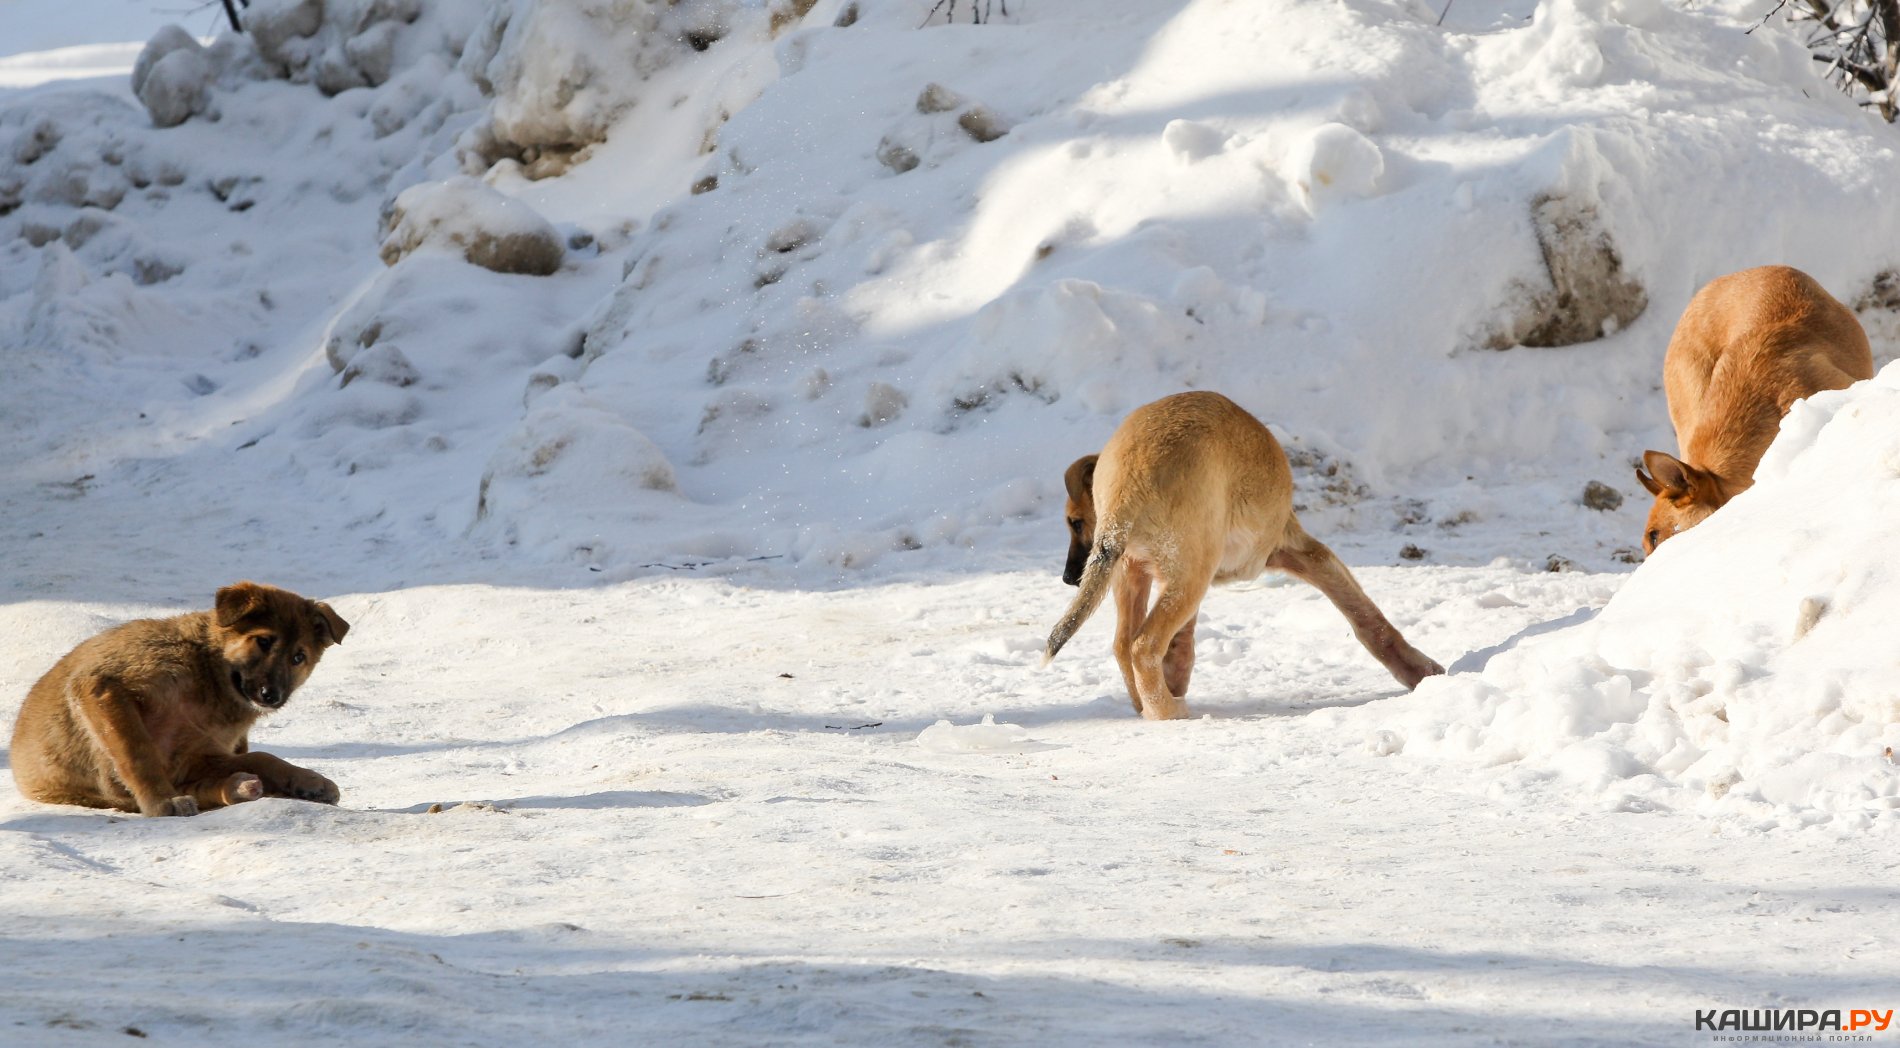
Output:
[{"xmin": 10, "ymin": 581, "xmax": 349, "ymax": 816}]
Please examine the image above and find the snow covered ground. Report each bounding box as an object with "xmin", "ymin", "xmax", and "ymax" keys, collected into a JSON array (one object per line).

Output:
[{"xmin": 3, "ymin": 0, "xmax": 1899, "ymax": 1044}]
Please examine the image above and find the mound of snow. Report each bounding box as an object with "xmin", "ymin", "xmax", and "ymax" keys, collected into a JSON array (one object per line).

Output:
[
  {"xmin": 474, "ymin": 385, "xmax": 683, "ymax": 562},
  {"xmin": 1369, "ymin": 364, "xmax": 1900, "ymax": 829},
  {"xmin": 916, "ymin": 714, "xmax": 1054, "ymax": 755},
  {"xmin": 380, "ymin": 175, "xmax": 563, "ymax": 274}
]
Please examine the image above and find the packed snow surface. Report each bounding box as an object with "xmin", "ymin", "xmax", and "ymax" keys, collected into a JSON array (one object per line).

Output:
[{"xmin": 3, "ymin": 0, "xmax": 1900, "ymax": 1043}]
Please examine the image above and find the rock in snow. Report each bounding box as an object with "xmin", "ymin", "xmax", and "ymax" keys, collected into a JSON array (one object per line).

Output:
[{"xmin": 379, "ymin": 175, "xmax": 564, "ymax": 275}]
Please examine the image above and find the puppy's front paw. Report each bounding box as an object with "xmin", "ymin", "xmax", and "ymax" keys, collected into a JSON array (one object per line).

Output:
[
  {"xmin": 287, "ymin": 771, "xmax": 340, "ymax": 805},
  {"xmin": 223, "ymin": 773, "xmax": 264, "ymax": 804},
  {"xmin": 149, "ymin": 796, "xmax": 199, "ymax": 817}
]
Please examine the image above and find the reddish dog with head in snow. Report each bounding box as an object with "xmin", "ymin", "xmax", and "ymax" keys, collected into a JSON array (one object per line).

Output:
[
  {"xmin": 10, "ymin": 581, "xmax": 349, "ymax": 816},
  {"xmin": 1045, "ymin": 391, "xmax": 1443, "ymax": 720},
  {"xmin": 1636, "ymin": 265, "xmax": 1874, "ymax": 554}
]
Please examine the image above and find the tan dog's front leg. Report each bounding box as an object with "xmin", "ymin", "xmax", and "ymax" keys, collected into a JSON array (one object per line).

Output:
[
  {"xmin": 71, "ymin": 681, "xmax": 197, "ymax": 817},
  {"xmin": 1268, "ymin": 527, "xmax": 1444, "ymax": 689}
]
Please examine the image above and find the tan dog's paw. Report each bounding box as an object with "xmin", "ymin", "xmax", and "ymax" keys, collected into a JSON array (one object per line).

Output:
[
  {"xmin": 285, "ymin": 770, "xmax": 340, "ymax": 805},
  {"xmin": 148, "ymin": 796, "xmax": 200, "ymax": 817},
  {"xmin": 224, "ymin": 773, "xmax": 264, "ymax": 804},
  {"xmin": 1140, "ymin": 701, "xmax": 1191, "ymax": 721}
]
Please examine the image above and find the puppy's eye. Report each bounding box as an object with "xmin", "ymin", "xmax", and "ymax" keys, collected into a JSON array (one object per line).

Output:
[
  {"xmin": 1645, "ymin": 529, "xmax": 1660, "ymax": 548},
  {"xmin": 255, "ymin": 635, "xmax": 275, "ymax": 653},
  {"xmin": 1067, "ymin": 518, "xmax": 1083, "ymax": 534},
  {"xmin": 291, "ymin": 650, "xmax": 307, "ymax": 666}
]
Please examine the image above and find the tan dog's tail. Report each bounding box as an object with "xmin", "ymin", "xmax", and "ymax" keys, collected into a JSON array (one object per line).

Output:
[{"xmin": 1043, "ymin": 539, "xmax": 1123, "ymax": 665}]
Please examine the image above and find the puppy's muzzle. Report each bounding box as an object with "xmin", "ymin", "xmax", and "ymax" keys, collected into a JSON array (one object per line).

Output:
[{"xmin": 233, "ymin": 669, "xmax": 286, "ymax": 709}]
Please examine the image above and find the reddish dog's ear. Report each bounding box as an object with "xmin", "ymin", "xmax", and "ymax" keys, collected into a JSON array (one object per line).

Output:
[
  {"xmin": 1635, "ymin": 456, "xmax": 1663, "ymax": 496},
  {"xmin": 1640, "ymin": 450, "xmax": 1697, "ymax": 498},
  {"xmin": 215, "ymin": 581, "xmax": 267, "ymax": 628},
  {"xmin": 1063, "ymin": 454, "xmax": 1099, "ymax": 502},
  {"xmin": 310, "ymin": 601, "xmax": 350, "ymax": 647}
]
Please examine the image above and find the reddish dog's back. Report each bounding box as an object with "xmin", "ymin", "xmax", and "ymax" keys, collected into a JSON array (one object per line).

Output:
[{"xmin": 1637, "ymin": 266, "xmax": 1872, "ymax": 552}]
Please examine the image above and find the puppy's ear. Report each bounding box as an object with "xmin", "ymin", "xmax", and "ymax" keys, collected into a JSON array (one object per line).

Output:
[
  {"xmin": 1641, "ymin": 450, "xmax": 1697, "ymax": 498},
  {"xmin": 1063, "ymin": 455, "xmax": 1099, "ymax": 502},
  {"xmin": 310, "ymin": 601, "xmax": 350, "ymax": 647},
  {"xmin": 215, "ymin": 581, "xmax": 267, "ymax": 628}
]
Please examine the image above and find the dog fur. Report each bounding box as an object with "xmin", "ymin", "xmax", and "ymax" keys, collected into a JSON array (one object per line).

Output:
[
  {"xmin": 1637, "ymin": 265, "xmax": 1873, "ymax": 554},
  {"xmin": 1045, "ymin": 392, "xmax": 1444, "ymax": 720},
  {"xmin": 10, "ymin": 581, "xmax": 350, "ymax": 817}
]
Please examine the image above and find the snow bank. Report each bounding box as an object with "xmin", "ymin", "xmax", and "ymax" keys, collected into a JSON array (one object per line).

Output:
[{"xmin": 1365, "ymin": 364, "xmax": 1900, "ymax": 829}]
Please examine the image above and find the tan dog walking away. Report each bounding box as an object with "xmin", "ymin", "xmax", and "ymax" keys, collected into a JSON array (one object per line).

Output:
[
  {"xmin": 1636, "ymin": 265, "xmax": 1873, "ymax": 553},
  {"xmin": 10, "ymin": 582, "xmax": 350, "ymax": 816},
  {"xmin": 1045, "ymin": 392, "xmax": 1444, "ymax": 720}
]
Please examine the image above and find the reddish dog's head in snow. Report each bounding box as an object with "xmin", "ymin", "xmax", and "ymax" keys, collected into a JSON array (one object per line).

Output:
[
  {"xmin": 9, "ymin": 581, "xmax": 350, "ymax": 817},
  {"xmin": 1045, "ymin": 392, "xmax": 1443, "ymax": 721},
  {"xmin": 1635, "ymin": 265, "xmax": 1872, "ymax": 555},
  {"xmin": 1634, "ymin": 450, "xmax": 1721, "ymax": 555}
]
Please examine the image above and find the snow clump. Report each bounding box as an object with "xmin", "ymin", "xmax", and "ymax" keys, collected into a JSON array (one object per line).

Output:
[
  {"xmin": 130, "ymin": 27, "xmax": 216, "ymax": 128},
  {"xmin": 917, "ymin": 715, "xmax": 1054, "ymax": 755}
]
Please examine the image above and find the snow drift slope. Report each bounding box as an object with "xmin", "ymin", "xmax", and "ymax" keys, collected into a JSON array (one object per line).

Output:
[
  {"xmin": 1358, "ymin": 364, "xmax": 1900, "ymax": 829},
  {"xmin": 9, "ymin": 0, "xmax": 1900, "ymax": 583}
]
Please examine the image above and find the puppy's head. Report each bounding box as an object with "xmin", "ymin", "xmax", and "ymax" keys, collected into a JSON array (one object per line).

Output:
[
  {"xmin": 1635, "ymin": 450, "xmax": 1721, "ymax": 554},
  {"xmin": 212, "ymin": 581, "xmax": 350, "ymax": 712},
  {"xmin": 1060, "ymin": 454, "xmax": 1099, "ymax": 586}
]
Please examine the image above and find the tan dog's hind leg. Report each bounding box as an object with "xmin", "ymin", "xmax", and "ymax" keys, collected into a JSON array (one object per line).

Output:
[
  {"xmin": 1111, "ymin": 560, "xmax": 1153, "ymax": 714},
  {"xmin": 1163, "ymin": 622, "xmax": 1196, "ymax": 699},
  {"xmin": 1129, "ymin": 560, "xmax": 1212, "ymax": 721},
  {"xmin": 71, "ymin": 681, "xmax": 197, "ymax": 817},
  {"xmin": 1268, "ymin": 525, "xmax": 1444, "ymax": 690}
]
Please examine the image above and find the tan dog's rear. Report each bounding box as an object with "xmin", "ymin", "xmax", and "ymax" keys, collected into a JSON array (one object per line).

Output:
[
  {"xmin": 10, "ymin": 582, "xmax": 350, "ymax": 816},
  {"xmin": 1046, "ymin": 392, "xmax": 1443, "ymax": 720},
  {"xmin": 1637, "ymin": 266, "xmax": 1873, "ymax": 552}
]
